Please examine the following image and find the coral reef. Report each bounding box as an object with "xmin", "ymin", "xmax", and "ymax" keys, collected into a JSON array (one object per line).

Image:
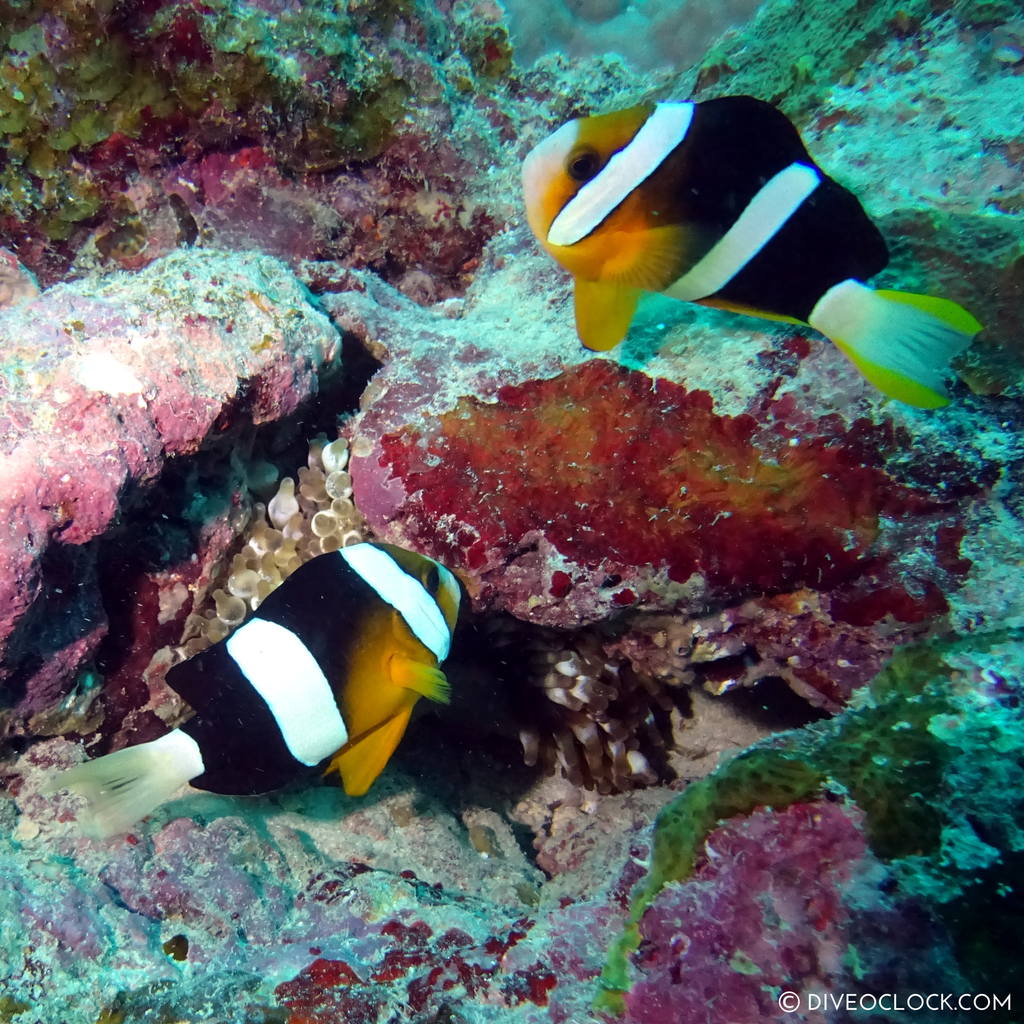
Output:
[
  {"xmin": 4, "ymin": 632, "xmax": 1019, "ymax": 1022},
  {"xmin": 0, "ymin": 0, "xmax": 1021, "ymax": 1019},
  {"xmin": 0, "ymin": 0, "xmax": 507, "ymax": 295},
  {"xmin": 611, "ymin": 590, "xmax": 921, "ymax": 710}
]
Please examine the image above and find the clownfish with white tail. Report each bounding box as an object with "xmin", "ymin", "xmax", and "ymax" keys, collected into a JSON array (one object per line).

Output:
[
  {"xmin": 522, "ymin": 95, "xmax": 983, "ymax": 408},
  {"xmin": 47, "ymin": 543, "xmax": 461, "ymax": 838}
]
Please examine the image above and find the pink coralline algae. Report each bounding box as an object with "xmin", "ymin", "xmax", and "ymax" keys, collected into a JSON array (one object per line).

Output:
[
  {"xmin": 375, "ymin": 360, "xmax": 972, "ymax": 631},
  {"xmin": 622, "ymin": 801, "xmax": 871, "ymax": 1023},
  {"xmin": 0, "ymin": 247, "xmax": 39, "ymax": 308},
  {"xmin": 12, "ymin": 733, "xmax": 624, "ymax": 1022},
  {"xmin": 0, "ymin": 249, "xmax": 341, "ymax": 734}
]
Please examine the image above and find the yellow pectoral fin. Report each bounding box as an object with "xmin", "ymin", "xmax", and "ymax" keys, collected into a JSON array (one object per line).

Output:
[
  {"xmin": 573, "ymin": 279, "xmax": 641, "ymax": 351},
  {"xmin": 327, "ymin": 705, "xmax": 414, "ymax": 797},
  {"xmin": 390, "ymin": 655, "xmax": 451, "ymax": 705},
  {"xmin": 606, "ymin": 225, "xmax": 693, "ymax": 292}
]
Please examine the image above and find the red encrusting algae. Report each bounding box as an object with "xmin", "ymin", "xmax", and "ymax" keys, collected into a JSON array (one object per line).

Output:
[
  {"xmin": 275, "ymin": 915, "xmax": 556, "ymax": 1023},
  {"xmin": 378, "ymin": 360, "xmax": 966, "ymax": 613}
]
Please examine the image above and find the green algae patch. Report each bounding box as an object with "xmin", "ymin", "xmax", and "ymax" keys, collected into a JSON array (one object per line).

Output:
[
  {"xmin": 596, "ymin": 629, "xmax": 1024, "ymax": 1013},
  {"xmin": 0, "ymin": 996, "xmax": 29, "ymax": 1020}
]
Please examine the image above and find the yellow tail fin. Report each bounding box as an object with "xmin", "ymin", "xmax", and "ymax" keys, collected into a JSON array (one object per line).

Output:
[
  {"xmin": 808, "ymin": 279, "xmax": 982, "ymax": 408},
  {"xmin": 875, "ymin": 289, "xmax": 983, "ymax": 336}
]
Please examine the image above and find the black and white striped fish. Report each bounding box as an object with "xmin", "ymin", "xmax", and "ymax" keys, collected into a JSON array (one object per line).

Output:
[
  {"xmin": 522, "ymin": 95, "xmax": 981, "ymax": 408},
  {"xmin": 49, "ymin": 543, "xmax": 461, "ymax": 838}
]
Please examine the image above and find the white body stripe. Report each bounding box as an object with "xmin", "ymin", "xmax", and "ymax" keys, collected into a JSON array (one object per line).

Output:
[
  {"xmin": 666, "ymin": 162, "xmax": 821, "ymax": 302},
  {"xmin": 227, "ymin": 618, "xmax": 348, "ymax": 766},
  {"xmin": 547, "ymin": 102, "xmax": 695, "ymax": 247},
  {"xmin": 340, "ymin": 544, "xmax": 452, "ymax": 662}
]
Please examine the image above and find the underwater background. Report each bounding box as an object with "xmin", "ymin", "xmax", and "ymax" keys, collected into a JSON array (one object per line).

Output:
[{"xmin": 1, "ymin": 0, "xmax": 1023, "ymax": 1021}]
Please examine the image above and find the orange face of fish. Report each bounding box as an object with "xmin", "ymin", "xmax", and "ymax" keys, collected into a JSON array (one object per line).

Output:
[{"xmin": 522, "ymin": 105, "xmax": 663, "ymax": 284}]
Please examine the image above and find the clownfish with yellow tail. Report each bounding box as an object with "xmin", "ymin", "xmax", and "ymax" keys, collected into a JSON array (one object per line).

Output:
[
  {"xmin": 47, "ymin": 543, "xmax": 461, "ymax": 838},
  {"xmin": 522, "ymin": 95, "xmax": 982, "ymax": 408}
]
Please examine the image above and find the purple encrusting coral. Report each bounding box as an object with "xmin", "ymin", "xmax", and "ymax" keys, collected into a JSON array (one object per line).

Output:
[
  {"xmin": 0, "ymin": 0, "xmax": 1023, "ymax": 1019},
  {"xmin": 626, "ymin": 801, "xmax": 869, "ymax": 1022}
]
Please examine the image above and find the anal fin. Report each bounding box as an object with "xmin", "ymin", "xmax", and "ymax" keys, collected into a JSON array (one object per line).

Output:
[{"xmin": 326, "ymin": 705, "xmax": 414, "ymax": 797}]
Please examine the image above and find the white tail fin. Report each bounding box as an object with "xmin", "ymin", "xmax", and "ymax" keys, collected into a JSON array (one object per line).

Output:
[
  {"xmin": 808, "ymin": 279, "xmax": 982, "ymax": 408},
  {"xmin": 45, "ymin": 729, "xmax": 205, "ymax": 839}
]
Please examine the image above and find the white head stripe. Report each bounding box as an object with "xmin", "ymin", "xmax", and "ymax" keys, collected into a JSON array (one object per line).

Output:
[
  {"xmin": 227, "ymin": 618, "xmax": 348, "ymax": 766},
  {"xmin": 548, "ymin": 102, "xmax": 695, "ymax": 247},
  {"xmin": 339, "ymin": 544, "xmax": 452, "ymax": 662},
  {"xmin": 666, "ymin": 162, "xmax": 821, "ymax": 302}
]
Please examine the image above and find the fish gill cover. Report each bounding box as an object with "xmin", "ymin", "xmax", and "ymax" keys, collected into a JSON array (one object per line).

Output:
[{"xmin": 0, "ymin": 0, "xmax": 1022, "ymax": 1021}]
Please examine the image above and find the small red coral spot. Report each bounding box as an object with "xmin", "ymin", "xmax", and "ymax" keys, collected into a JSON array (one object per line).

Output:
[
  {"xmin": 505, "ymin": 964, "xmax": 557, "ymax": 1006},
  {"xmin": 549, "ymin": 570, "xmax": 573, "ymax": 598},
  {"xmin": 483, "ymin": 37, "xmax": 503, "ymax": 64},
  {"xmin": 612, "ymin": 588, "xmax": 637, "ymax": 606},
  {"xmin": 307, "ymin": 958, "xmax": 361, "ymax": 987}
]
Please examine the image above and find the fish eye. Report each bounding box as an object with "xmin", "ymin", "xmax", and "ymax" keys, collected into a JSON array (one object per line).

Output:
[
  {"xmin": 567, "ymin": 148, "xmax": 601, "ymax": 183},
  {"xmin": 424, "ymin": 565, "xmax": 440, "ymax": 593}
]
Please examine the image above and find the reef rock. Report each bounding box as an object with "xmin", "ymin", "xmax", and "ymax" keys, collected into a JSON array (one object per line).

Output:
[
  {"xmin": 0, "ymin": 247, "xmax": 39, "ymax": 308},
  {"xmin": 0, "ymin": 0, "xmax": 512, "ymax": 298},
  {"xmin": 0, "ymin": 249, "xmax": 341, "ymax": 736},
  {"xmin": 597, "ymin": 629, "xmax": 1024, "ymax": 1020},
  {"xmin": 4, "ymin": 736, "xmax": 621, "ymax": 1024}
]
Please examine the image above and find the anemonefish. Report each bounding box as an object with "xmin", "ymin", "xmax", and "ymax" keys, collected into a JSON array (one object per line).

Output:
[
  {"xmin": 48, "ymin": 543, "xmax": 461, "ymax": 838},
  {"xmin": 522, "ymin": 95, "xmax": 982, "ymax": 408}
]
